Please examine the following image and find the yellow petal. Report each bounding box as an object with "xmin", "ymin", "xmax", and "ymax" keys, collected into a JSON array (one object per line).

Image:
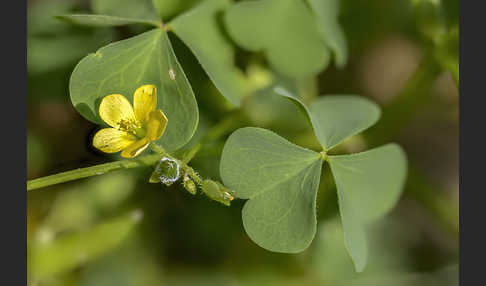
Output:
[
  {"xmin": 93, "ymin": 128, "xmax": 136, "ymax": 153},
  {"xmin": 121, "ymin": 138, "xmax": 150, "ymax": 158},
  {"xmin": 133, "ymin": 85, "xmax": 157, "ymax": 124},
  {"xmin": 146, "ymin": 110, "xmax": 168, "ymax": 141},
  {"xmin": 99, "ymin": 94, "xmax": 137, "ymax": 129}
]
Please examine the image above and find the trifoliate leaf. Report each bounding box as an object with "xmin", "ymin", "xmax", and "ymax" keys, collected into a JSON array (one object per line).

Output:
[{"xmin": 220, "ymin": 127, "xmax": 323, "ymax": 252}]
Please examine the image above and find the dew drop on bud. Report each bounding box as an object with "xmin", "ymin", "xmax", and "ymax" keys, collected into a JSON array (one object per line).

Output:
[{"xmin": 151, "ymin": 157, "xmax": 180, "ymax": 186}]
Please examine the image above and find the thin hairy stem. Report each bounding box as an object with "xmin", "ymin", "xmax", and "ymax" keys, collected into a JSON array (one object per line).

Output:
[{"xmin": 27, "ymin": 154, "xmax": 161, "ymax": 191}]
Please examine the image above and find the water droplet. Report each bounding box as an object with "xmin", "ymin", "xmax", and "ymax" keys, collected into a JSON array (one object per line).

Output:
[
  {"xmin": 154, "ymin": 157, "xmax": 180, "ymax": 186},
  {"xmin": 131, "ymin": 209, "xmax": 144, "ymax": 222},
  {"xmin": 169, "ymin": 68, "xmax": 176, "ymax": 81}
]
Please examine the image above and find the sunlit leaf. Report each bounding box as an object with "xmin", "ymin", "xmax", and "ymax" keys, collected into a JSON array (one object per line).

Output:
[
  {"xmin": 69, "ymin": 29, "xmax": 198, "ymax": 151},
  {"xmin": 224, "ymin": 0, "xmax": 330, "ymax": 78},
  {"xmin": 220, "ymin": 127, "xmax": 323, "ymax": 252},
  {"xmin": 328, "ymin": 144, "xmax": 408, "ymax": 271},
  {"xmin": 170, "ymin": 0, "xmax": 248, "ymax": 106},
  {"xmin": 307, "ymin": 0, "xmax": 348, "ymax": 68}
]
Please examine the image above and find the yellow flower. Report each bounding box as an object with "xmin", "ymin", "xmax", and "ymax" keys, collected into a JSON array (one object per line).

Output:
[{"xmin": 93, "ymin": 85, "xmax": 168, "ymax": 158}]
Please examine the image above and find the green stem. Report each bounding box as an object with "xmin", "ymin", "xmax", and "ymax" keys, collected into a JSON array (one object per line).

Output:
[
  {"xmin": 27, "ymin": 154, "xmax": 161, "ymax": 192},
  {"xmin": 27, "ymin": 112, "xmax": 245, "ymax": 193},
  {"xmin": 150, "ymin": 143, "xmax": 166, "ymax": 156},
  {"xmin": 182, "ymin": 143, "xmax": 201, "ymax": 164}
]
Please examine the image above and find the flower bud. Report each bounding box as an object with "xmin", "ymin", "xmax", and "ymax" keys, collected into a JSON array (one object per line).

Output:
[
  {"xmin": 183, "ymin": 174, "xmax": 197, "ymax": 195},
  {"xmin": 149, "ymin": 157, "xmax": 180, "ymax": 186},
  {"xmin": 201, "ymin": 180, "xmax": 235, "ymax": 206}
]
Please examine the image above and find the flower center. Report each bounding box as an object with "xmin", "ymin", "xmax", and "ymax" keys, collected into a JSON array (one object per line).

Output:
[{"xmin": 117, "ymin": 119, "xmax": 146, "ymax": 138}]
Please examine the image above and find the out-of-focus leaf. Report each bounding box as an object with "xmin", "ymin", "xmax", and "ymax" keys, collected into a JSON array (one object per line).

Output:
[
  {"xmin": 311, "ymin": 218, "xmax": 359, "ymax": 282},
  {"xmin": 28, "ymin": 0, "xmax": 76, "ymax": 36},
  {"xmin": 69, "ymin": 28, "xmax": 198, "ymax": 151},
  {"xmin": 307, "ymin": 0, "xmax": 348, "ymax": 68},
  {"xmin": 224, "ymin": 0, "xmax": 330, "ymax": 78},
  {"xmin": 56, "ymin": 14, "xmax": 161, "ymax": 27},
  {"xmin": 91, "ymin": 0, "xmax": 159, "ymax": 20},
  {"xmin": 27, "ymin": 0, "xmax": 116, "ymax": 74},
  {"xmin": 86, "ymin": 171, "xmax": 136, "ymax": 210},
  {"xmin": 152, "ymin": 0, "xmax": 201, "ymax": 21},
  {"xmin": 312, "ymin": 217, "xmax": 416, "ymax": 284},
  {"xmin": 27, "ymin": 30, "xmax": 115, "ymax": 74},
  {"xmin": 170, "ymin": 0, "xmax": 248, "ymax": 106},
  {"xmin": 29, "ymin": 210, "xmax": 143, "ymax": 279},
  {"xmin": 220, "ymin": 127, "xmax": 323, "ymax": 252},
  {"xmin": 39, "ymin": 191, "xmax": 96, "ymax": 236},
  {"xmin": 328, "ymin": 144, "xmax": 407, "ymax": 271},
  {"xmin": 79, "ymin": 235, "xmax": 164, "ymax": 286},
  {"xmin": 27, "ymin": 133, "xmax": 49, "ymax": 178},
  {"xmin": 38, "ymin": 171, "xmax": 136, "ymax": 238}
]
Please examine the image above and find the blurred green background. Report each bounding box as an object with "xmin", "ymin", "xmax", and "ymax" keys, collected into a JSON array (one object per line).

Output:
[{"xmin": 27, "ymin": 0, "xmax": 459, "ymax": 285}]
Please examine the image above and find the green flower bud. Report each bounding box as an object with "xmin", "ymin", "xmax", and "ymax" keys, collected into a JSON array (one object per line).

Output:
[
  {"xmin": 149, "ymin": 157, "xmax": 180, "ymax": 186},
  {"xmin": 183, "ymin": 174, "xmax": 197, "ymax": 195},
  {"xmin": 201, "ymin": 180, "xmax": 235, "ymax": 206}
]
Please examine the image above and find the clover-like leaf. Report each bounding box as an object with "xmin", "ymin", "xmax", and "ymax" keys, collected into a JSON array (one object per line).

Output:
[
  {"xmin": 220, "ymin": 127, "xmax": 323, "ymax": 252},
  {"xmin": 307, "ymin": 0, "xmax": 348, "ymax": 68},
  {"xmin": 69, "ymin": 29, "xmax": 198, "ymax": 151},
  {"xmin": 91, "ymin": 0, "xmax": 159, "ymax": 20},
  {"xmin": 275, "ymin": 87, "xmax": 381, "ymax": 150},
  {"xmin": 328, "ymin": 144, "xmax": 407, "ymax": 271},
  {"xmin": 224, "ymin": 0, "xmax": 330, "ymax": 78},
  {"xmin": 170, "ymin": 0, "xmax": 248, "ymax": 106},
  {"xmin": 56, "ymin": 14, "xmax": 161, "ymax": 27}
]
